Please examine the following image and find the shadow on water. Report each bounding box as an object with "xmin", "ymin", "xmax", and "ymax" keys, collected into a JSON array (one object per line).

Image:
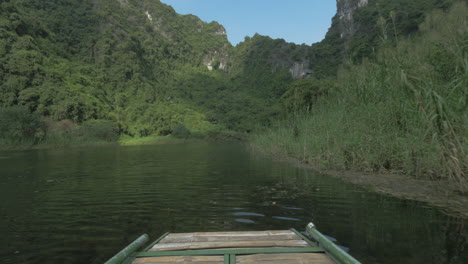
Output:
[{"xmin": 0, "ymin": 142, "xmax": 466, "ymax": 264}]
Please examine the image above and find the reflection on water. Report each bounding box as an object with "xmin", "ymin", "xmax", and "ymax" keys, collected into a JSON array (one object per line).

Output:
[
  {"xmin": 0, "ymin": 143, "xmax": 466, "ymax": 264},
  {"xmin": 234, "ymin": 219, "xmax": 256, "ymax": 224},
  {"xmin": 232, "ymin": 212, "xmax": 265, "ymax": 217},
  {"xmin": 272, "ymin": 216, "xmax": 301, "ymax": 221}
]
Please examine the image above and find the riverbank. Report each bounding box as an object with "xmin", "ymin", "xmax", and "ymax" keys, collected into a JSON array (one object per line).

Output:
[
  {"xmin": 0, "ymin": 139, "xmax": 116, "ymax": 151},
  {"xmin": 118, "ymin": 135, "xmax": 187, "ymax": 146},
  {"xmin": 119, "ymin": 130, "xmax": 245, "ymax": 146},
  {"xmin": 323, "ymin": 170, "xmax": 468, "ymax": 218},
  {"xmin": 0, "ymin": 131, "xmax": 246, "ymax": 151},
  {"xmin": 0, "ymin": 135, "xmax": 188, "ymax": 151},
  {"xmin": 250, "ymin": 144, "xmax": 468, "ymax": 219}
]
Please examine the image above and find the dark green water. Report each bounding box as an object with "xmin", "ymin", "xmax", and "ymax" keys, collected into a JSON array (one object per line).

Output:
[{"xmin": 0, "ymin": 143, "xmax": 466, "ymax": 264}]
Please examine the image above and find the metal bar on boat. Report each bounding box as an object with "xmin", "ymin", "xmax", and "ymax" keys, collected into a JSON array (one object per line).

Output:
[
  {"xmin": 306, "ymin": 222, "xmax": 362, "ymax": 264},
  {"xmin": 229, "ymin": 254, "xmax": 236, "ymax": 263},
  {"xmin": 104, "ymin": 234, "xmax": 150, "ymax": 264}
]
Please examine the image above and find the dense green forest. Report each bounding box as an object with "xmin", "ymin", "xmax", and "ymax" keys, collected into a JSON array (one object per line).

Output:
[
  {"xmin": 0, "ymin": 0, "xmax": 287, "ymax": 146},
  {"xmin": 0, "ymin": 0, "xmax": 466, "ymax": 187}
]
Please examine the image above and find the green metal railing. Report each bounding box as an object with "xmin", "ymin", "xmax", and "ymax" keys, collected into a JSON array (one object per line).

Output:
[
  {"xmin": 104, "ymin": 234, "xmax": 149, "ymax": 264},
  {"xmin": 306, "ymin": 222, "xmax": 362, "ymax": 264}
]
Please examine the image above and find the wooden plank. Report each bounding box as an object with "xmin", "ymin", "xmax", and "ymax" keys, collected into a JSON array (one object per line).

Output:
[
  {"xmin": 142, "ymin": 233, "xmax": 170, "ymax": 252},
  {"xmin": 136, "ymin": 247, "xmax": 324, "ymax": 257},
  {"xmin": 166, "ymin": 231, "xmax": 294, "ymax": 237},
  {"xmin": 132, "ymin": 255, "xmax": 223, "ymax": 263},
  {"xmin": 133, "ymin": 262, "xmax": 220, "ymax": 264},
  {"xmin": 236, "ymin": 253, "xmax": 335, "ymax": 264},
  {"xmin": 150, "ymin": 240, "xmax": 309, "ymax": 251},
  {"xmin": 290, "ymin": 229, "xmax": 317, "ymax": 247},
  {"xmin": 159, "ymin": 234, "xmax": 301, "ymax": 243},
  {"xmin": 207, "ymin": 247, "xmax": 319, "ymax": 252}
]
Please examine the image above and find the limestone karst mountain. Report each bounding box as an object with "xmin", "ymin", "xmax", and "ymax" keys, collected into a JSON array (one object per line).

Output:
[{"xmin": 0, "ymin": 0, "xmax": 453, "ymax": 137}]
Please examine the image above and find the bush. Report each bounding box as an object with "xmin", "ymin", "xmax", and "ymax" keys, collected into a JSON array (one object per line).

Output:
[
  {"xmin": 172, "ymin": 124, "xmax": 191, "ymax": 139},
  {"xmin": 80, "ymin": 120, "xmax": 119, "ymax": 142},
  {"xmin": 0, "ymin": 106, "xmax": 42, "ymax": 142},
  {"xmin": 281, "ymin": 78, "xmax": 333, "ymax": 114}
]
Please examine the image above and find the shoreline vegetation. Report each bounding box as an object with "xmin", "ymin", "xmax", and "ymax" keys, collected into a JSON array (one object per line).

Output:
[
  {"xmin": 0, "ymin": 135, "xmax": 178, "ymax": 151},
  {"xmin": 0, "ymin": 107, "xmax": 244, "ymax": 151},
  {"xmin": 0, "ymin": 134, "xmax": 238, "ymax": 151}
]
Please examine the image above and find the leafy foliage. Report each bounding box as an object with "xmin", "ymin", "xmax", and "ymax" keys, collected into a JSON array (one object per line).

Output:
[
  {"xmin": 0, "ymin": 105, "xmax": 42, "ymax": 142},
  {"xmin": 347, "ymin": 0, "xmax": 453, "ymax": 61},
  {"xmin": 281, "ymin": 78, "xmax": 334, "ymax": 114},
  {"xmin": 80, "ymin": 120, "xmax": 119, "ymax": 142},
  {"xmin": 172, "ymin": 124, "xmax": 191, "ymax": 139}
]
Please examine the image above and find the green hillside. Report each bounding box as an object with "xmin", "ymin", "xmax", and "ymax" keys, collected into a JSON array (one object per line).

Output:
[{"xmin": 0, "ymin": 0, "xmax": 275, "ymax": 144}]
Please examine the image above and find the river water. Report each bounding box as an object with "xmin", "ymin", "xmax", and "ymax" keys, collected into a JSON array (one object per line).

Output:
[{"xmin": 0, "ymin": 142, "xmax": 466, "ymax": 264}]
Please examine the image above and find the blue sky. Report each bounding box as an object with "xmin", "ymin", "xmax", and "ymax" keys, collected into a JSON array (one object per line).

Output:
[{"xmin": 160, "ymin": 0, "xmax": 337, "ymax": 46}]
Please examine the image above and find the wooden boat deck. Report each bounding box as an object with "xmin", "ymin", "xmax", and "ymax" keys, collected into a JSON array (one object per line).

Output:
[{"xmin": 131, "ymin": 230, "xmax": 335, "ymax": 264}]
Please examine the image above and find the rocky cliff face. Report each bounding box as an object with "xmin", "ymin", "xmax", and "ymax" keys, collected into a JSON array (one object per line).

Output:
[
  {"xmin": 337, "ymin": 0, "xmax": 368, "ymax": 37},
  {"xmin": 203, "ymin": 44, "xmax": 230, "ymax": 71},
  {"xmin": 336, "ymin": 0, "xmax": 369, "ymax": 52},
  {"xmin": 289, "ymin": 61, "xmax": 313, "ymax": 79},
  {"xmin": 285, "ymin": 0, "xmax": 371, "ymax": 79},
  {"xmin": 231, "ymin": 0, "xmax": 369, "ymax": 79},
  {"xmin": 115, "ymin": 0, "xmax": 232, "ymax": 71}
]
